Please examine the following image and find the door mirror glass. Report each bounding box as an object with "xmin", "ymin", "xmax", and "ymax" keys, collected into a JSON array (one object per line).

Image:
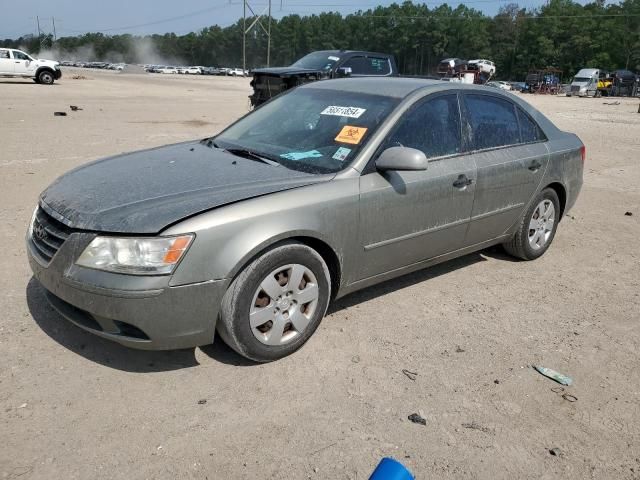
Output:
[
  {"xmin": 376, "ymin": 146, "xmax": 428, "ymax": 171},
  {"xmin": 335, "ymin": 66, "xmax": 352, "ymax": 77}
]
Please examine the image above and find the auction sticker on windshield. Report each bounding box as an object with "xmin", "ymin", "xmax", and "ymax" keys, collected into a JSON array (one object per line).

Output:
[
  {"xmin": 335, "ymin": 126, "xmax": 368, "ymax": 145},
  {"xmin": 321, "ymin": 106, "xmax": 366, "ymax": 118},
  {"xmin": 332, "ymin": 147, "xmax": 351, "ymax": 161}
]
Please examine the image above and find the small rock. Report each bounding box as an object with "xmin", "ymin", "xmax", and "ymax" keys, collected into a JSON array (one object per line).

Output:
[
  {"xmin": 549, "ymin": 447, "xmax": 561, "ymax": 456},
  {"xmin": 494, "ymin": 379, "xmax": 500, "ymax": 384},
  {"xmin": 351, "ymin": 355, "xmax": 360, "ymax": 363},
  {"xmin": 455, "ymin": 346, "xmax": 465, "ymax": 353},
  {"xmin": 624, "ymin": 211, "xmax": 633, "ymax": 216},
  {"xmin": 408, "ymin": 413, "xmax": 427, "ymax": 426},
  {"xmin": 18, "ymin": 403, "xmax": 27, "ymax": 409},
  {"xmin": 313, "ymin": 467, "xmax": 318, "ymax": 473},
  {"xmin": 197, "ymin": 399, "xmax": 207, "ymax": 405}
]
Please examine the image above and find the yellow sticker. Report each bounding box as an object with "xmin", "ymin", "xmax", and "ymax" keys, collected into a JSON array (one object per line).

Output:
[{"xmin": 335, "ymin": 125, "xmax": 368, "ymax": 145}]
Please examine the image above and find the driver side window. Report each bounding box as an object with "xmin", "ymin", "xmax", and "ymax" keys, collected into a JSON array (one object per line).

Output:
[
  {"xmin": 384, "ymin": 94, "xmax": 462, "ymax": 159},
  {"xmin": 12, "ymin": 51, "xmax": 29, "ymax": 60}
]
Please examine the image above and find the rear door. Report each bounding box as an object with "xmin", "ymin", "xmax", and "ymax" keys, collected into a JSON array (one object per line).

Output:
[
  {"xmin": 461, "ymin": 92, "xmax": 549, "ymax": 245},
  {"xmin": 0, "ymin": 49, "xmax": 13, "ymax": 74},
  {"xmin": 357, "ymin": 92, "xmax": 477, "ymax": 279}
]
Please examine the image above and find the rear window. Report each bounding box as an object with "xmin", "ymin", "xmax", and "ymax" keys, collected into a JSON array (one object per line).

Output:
[
  {"xmin": 342, "ymin": 56, "xmax": 391, "ymax": 76},
  {"xmin": 517, "ymin": 107, "xmax": 546, "ymax": 143},
  {"xmin": 464, "ymin": 94, "xmax": 520, "ymax": 150}
]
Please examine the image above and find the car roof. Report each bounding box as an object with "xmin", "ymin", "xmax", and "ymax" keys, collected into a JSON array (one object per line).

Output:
[
  {"xmin": 301, "ymin": 76, "xmax": 499, "ymax": 99},
  {"xmin": 308, "ymin": 49, "xmax": 392, "ymax": 57}
]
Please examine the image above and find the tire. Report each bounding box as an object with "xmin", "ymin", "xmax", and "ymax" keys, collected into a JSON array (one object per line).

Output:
[
  {"xmin": 37, "ymin": 70, "xmax": 55, "ymax": 85},
  {"xmin": 503, "ymin": 188, "xmax": 560, "ymax": 260},
  {"xmin": 217, "ymin": 241, "xmax": 331, "ymax": 362}
]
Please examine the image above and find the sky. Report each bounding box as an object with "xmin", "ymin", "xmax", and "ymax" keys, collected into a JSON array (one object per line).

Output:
[{"xmin": 3, "ymin": 0, "xmax": 553, "ymax": 40}]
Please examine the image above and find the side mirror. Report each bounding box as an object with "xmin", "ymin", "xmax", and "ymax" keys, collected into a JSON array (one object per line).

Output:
[
  {"xmin": 376, "ymin": 146, "xmax": 428, "ymax": 172},
  {"xmin": 336, "ymin": 66, "xmax": 352, "ymax": 77}
]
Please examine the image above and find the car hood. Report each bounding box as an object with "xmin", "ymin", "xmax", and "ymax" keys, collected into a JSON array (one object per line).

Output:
[
  {"xmin": 40, "ymin": 140, "xmax": 333, "ymax": 234},
  {"xmin": 252, "ymin": 67, "xmax": 325, "ymax": 76}
]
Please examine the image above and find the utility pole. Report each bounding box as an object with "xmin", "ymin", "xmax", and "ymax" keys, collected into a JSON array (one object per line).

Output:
[
  {"xmin": 52, "ymin": 17, "xmax": 57, "ymax": 42},
  {"xmin": 36, "ymin": 15, "xmax": 44, "ymax": 49},
  {"xmin": 243, "ymin": 0, "xmax": 272, "ymax": 71}
]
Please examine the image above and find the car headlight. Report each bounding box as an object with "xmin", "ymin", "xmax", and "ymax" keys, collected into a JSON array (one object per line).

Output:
[{"xmin": 76, "ymin": 234, "xmax": 194, "ymax": 275}]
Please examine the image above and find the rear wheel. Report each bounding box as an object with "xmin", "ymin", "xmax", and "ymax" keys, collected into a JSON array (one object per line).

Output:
[
  {"xmin": 38, "ymin": 70, "xmax": 55, "ymax": 85},
  {"xmin": 217, "ymin": 241, "xmax": 331, "ymax": 362},
  {"xmin": 503, "ymin": 188, "xmax": 560, "ymax": 260}
]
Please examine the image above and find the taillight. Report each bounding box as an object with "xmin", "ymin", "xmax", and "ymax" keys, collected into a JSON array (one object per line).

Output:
[{"xmin": 580, "ymin": 145, "xmax": 586, "ymax": 164}]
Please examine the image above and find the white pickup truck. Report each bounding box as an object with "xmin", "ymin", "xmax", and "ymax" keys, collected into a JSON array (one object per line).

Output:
[{"xmin": 0, "ymin": 47, "xmax": 62, "ymax": 84}]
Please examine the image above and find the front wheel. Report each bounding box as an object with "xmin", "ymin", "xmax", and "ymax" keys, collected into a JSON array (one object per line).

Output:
[
  {"xmin": 37, "ymin": 70, "xmax": 55, "ymax": 85},
  {"xmin": 217, "ymin": 241, "xmax": 331, "ymax": 362},
  {"xmin": 503, "ymin": 188, "xmax": 560, "ymax": 260}
]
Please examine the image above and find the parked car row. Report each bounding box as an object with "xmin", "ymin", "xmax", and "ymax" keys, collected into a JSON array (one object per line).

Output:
[
  {"xmin": 145, "ymin": 65, "xmax": 249, "ymax": 76},
  {"xmin": 59, "ymin": 61, "xmax": 124, "ymax": 70}
]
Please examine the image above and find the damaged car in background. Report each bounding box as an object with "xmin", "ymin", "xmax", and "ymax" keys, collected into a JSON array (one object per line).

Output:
[
  {"xmin": 249, "ymin": 50, "xmax": 398, "ymax": 107},
  {"xmin": 27, "ymin": 78, "xmax": 584, "ymax": 362}
]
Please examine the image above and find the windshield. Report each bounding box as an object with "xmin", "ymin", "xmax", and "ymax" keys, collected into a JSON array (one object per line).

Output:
[
  {"xmin": 215, "ymin": 88, "xmax": 399, "ymax": 174},
  {"xmin": 573, "ymin": 77, "xmax": 591, "ymax": 83},
  {"xmin": 290, "ymin": 52, "xmax": 341, "ymax": 71}
]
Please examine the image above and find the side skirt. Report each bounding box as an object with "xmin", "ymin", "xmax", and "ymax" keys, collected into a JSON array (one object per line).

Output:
[{"xmin": 336, "ymin": 235, "xmax": 511, "ymax": 299}]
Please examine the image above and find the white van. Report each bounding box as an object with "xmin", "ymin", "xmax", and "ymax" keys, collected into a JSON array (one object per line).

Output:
[
  {"xmin": 0, "ymin": 48, "xmax": 61, "ymax": 84},
  {"xmin": 567, "ymin": 68, "xmax": 599, "ymax": 97}
]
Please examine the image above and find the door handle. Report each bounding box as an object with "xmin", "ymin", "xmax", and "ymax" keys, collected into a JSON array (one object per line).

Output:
[
  {"xmin": 528, "ymin": 160, "xmax": 542, "ymax": 171},
  {"xmin": 453, "ymin": 174, "xmax": 474, "ymax": 189}
]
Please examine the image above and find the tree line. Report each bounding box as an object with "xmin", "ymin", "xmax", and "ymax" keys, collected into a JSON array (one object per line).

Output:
[{"xmin": 3, "ymin": 0, "xmax": 639, "ymax": 80}]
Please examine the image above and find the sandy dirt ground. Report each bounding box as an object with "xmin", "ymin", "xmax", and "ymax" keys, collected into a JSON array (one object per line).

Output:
[{"xmin": 1, "ymin": 69, "xmax": 639, "ymax": 480}]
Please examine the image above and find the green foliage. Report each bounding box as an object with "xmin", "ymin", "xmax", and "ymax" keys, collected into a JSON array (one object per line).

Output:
[{"xmin": 3, "ymin": 0, "xmax": 638, "ymax": 79}]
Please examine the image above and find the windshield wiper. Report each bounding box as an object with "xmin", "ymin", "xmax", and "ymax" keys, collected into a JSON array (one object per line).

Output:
[{"xmin": 224, "ymin": 148, "xmax": 281, "ymax": 167}]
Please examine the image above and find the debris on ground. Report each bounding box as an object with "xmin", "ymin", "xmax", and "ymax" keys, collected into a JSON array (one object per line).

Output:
[
  {"xmin": 494, "ymin": 379, "xmax": 500, "ymax": 384},
  {"xmin": 53, "ymin": 112, "xmax": 67, "ymax": 116},
  {"xmin": 533, "ymin": 366, "xmax": 573, "ymax": 386},
  {"xmin": 461, "ymin": 421, "xmax": 494, "ymax": 434},
  {"xmin": 407, "ymin": 413, "xmax": 426, "ymax": 426},
  {"xmin": 71, "ymin": 74, "xmax": 90, "ymax": 80},
  {"xmin": 69, "ymin": 105, "xmax": 83, "ymax": 111},
  {"xmin": 603, "ymin": 101, "xmax": 620, "ymax": 105},
  {"xmin": 455, "ymin": 346, "xmax": 465, "ymax": 353},
  {"xmin": 625, "ymin": 211, "xmax": 633, "ymax": 216},
  {"xmin": 18, "ymin": 403, "xmax": 27, "ymax": 409},
  {"xmin": 549, "ymin": 447, "xmax": 562, "ymax": 456},
  {"xmin": 197, "ymin": 399, "xmax": 207, "ymax": 405},
  {"xmin": 551, "ymin": 387, "xmax": 578, "ymax": 402},
  {"xmin": 401, "ymin": 369, "xmax": 418, "ymax": 381},
  {"xmin": 351, "ymin": 355, "xmax": 360, "ymax": 363}
]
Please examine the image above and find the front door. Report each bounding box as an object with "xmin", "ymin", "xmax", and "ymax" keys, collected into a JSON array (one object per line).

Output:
[
  {"xmin": 11, "ymin": 50, "xmax": 33, "ymax": 75},
  {"xmin": 357, "ymin": 93, "xmax": 477, "ymax": 280},
  {"xmin": 0, "ymin": 49, "xmax": 13, "ymax": 74},
  {"xmin": 460, "ymin": 93, "xmax": 550, "ymax": 244}
]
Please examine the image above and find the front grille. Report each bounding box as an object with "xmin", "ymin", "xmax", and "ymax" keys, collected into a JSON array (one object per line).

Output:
[
  {"xmin": 571, "ymin": 85, "xmax": 581, "ymax": 92},
  {"xmin": 30, "ymin": 207, "xmax": 73, "ymax": 263}
]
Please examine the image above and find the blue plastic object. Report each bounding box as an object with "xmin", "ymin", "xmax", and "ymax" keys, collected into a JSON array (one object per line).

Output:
[{"xmin": 369, "ymin": 457, "xmax": 414, "ymax": 480}]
